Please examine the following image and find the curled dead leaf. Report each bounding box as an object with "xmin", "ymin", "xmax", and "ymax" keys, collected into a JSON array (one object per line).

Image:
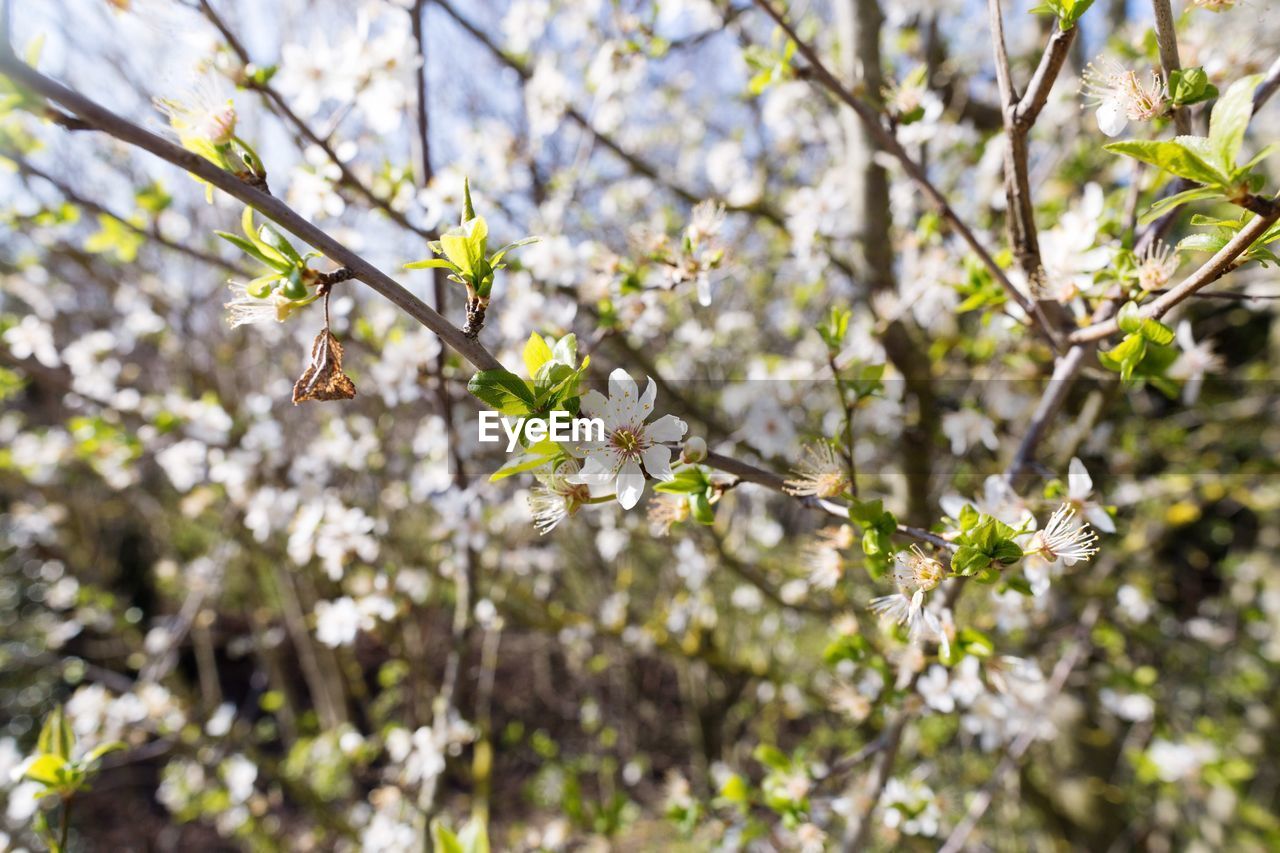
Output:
[{"xmin": 293, "ymin": 330, "xmax": 357, "ymax": 404}]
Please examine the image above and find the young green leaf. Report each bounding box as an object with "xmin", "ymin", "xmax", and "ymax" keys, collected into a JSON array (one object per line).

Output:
[{"xmin": 1208, "ymin": 73, "xmax": 1264, "ymax": 172}]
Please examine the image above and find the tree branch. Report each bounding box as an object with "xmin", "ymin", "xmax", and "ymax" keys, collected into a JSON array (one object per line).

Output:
[
  {"xmin": 1069, "ymin": 206, "xmax": 1280, "ymax": 344},
  {"xmin": 0, "ymin": 53, "xmax": 502, "ymax": 371}
]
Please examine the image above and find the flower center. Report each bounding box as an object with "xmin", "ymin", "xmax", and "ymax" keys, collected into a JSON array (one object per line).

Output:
[{"xmin": 611, "ymin": 427, "xmax": 642, "ymax": 455}]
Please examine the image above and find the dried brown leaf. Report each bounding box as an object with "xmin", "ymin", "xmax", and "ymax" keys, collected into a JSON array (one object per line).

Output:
[{"xmin": 292, "ymin": 330, "xmax": 357, "ymax": 404}]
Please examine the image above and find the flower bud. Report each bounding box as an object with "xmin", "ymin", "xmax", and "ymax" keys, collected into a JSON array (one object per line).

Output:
[{"xmin": 681, "ymin": 436, "xmax": 707, "ymax": 464}]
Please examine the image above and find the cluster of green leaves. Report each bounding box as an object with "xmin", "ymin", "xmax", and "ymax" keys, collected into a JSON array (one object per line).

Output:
[
  {"xmin": 653, "ymin": 465, "xmax": 718, "ymax": 525},
  {"xmin": 950, "ymin": 505, "xmax": 1025, "ymax": 581},
  {"xmin": 217, "ymin": 207, "xmax": 321, "ymax": 302},
  {"xmin": 849, "ymin": 498, "xmax": 898, "ymax": 580},
  {"xmin": 473, "ymin": 333, "xmax": 591, "ymax": 480},
  {"xmin": 1098, "ymin": 300, "xmax": 1178, "ymax": 389},
  {"xmin": 1031, "ymin": 0, "xmax": 1094, "ymax": 28},
  {"xmin": 1177, "ymin": 213, "xmax": 1280, "ymax": 264},
  {"xmin": 21, "ymin": 706, "xmax": 125, "ymax": 852},
  {"xmin": 1108, "ymin": 74, "xmax": 1275, "ymax": 223},
  {"xmin": 405, "ymin": 179, "xmax": 537, "ymax": 300}
]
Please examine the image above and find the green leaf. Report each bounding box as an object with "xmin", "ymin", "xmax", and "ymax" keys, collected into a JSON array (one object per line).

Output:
[
  {"xmin": 1176, "ymin": 232, "xmax": 1229, "ymax": 254},
  {"xmin": 37, "ymin": 706, "xmax": 74, "ymax": 760},
  {"xmin": 83, "ymin": 741, "xmax": 127, "ymax": 765},
  {"xmin": 280, "ymin": 266, "xmax": 307, "ymax": 300},
  {"xmin": 1116, "ymin": 301, "xmax": 1174, "ymax": 344},
  {"xmin": 467, "ymin": 368, "xmax": 535, "ymax": 415},
  {"xmin": 216, "ymin": 231, "xmax": 292, "ymax": 271},
  {"xmin": 1105, "ymin": 139, "xmax": 1229, "ymax": 186},
  {"xmin": 489, "ymin": 236, "xmax": 539, "ymax": 267},
  {"xmin": 258, "ymin": 223, "xmax": 303, "ymax": 267},
  {"xmin": 488, "ymin": 440, "xmax": 559, "ymax": 482},
  {"xmin": 1099, "ymin": 333, "xmax": 1148, "ymax": 380},
  {"xmin": 461, "ymin": 176, "xmax": 475, "ymax": 223},
  {"xmin": 431, "ymin": 819, "xmax": 465, "ymax": 853},
  {"xmin": 653, "ymin": 466, "xmax": 711, "ymax": 495},
  {"xmin": 951, "ymin": 546, "xmax": 991, "ymax": 576},
  {"xmin": 1167, "ymin": 67, "xmax": 1217, "ymax": 107},
  {"xmin": 1208, "ymin": 73, "xmax": 1264, "ymax": 172},
  {"xmin": 523, "ymin": 333, "xmax": 554, "ymax": 379},
  {"xmin": 404, "ymin": 258, "xmax": 459, "ymax": 271},
  {"xmin": 440, "ymin": 216, "xmax": 489, "ymax": 279},
  {"xmin": 23, "ymin": 754, "xmax": 69, "ymax": 787},
  {"xmin": 1140, "ymin": 186, "xmax": 1223, "ymax": 224},
  {"xmin": 753, "ymin": 744, "xmax": 791, "ymax": 772},
  {"xmin": 689, "ymin": 491, "xmax": 716, "ymax": 525}
]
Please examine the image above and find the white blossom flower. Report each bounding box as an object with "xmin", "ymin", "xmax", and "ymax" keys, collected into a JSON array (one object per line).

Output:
[
  {"xmin": 220, "ymin": 754, "xmax": 257, "ymax": 804},
  {"xmin": 1136, "ymin": 241, "xmax": 1179, "ymax": 292},
  {"xmin": 154, "ymin": 81, "xmax": 237, "ymax": 147},
  {"xmin": 529, "ymin": 458, "xmax": 594, "ymax": 534},
  {"xmin": 870, "ymin": 546, "xmax": 949, "ymax": 656},
  {"xmin": 3, "ymin": 315, "xmax": 61, "ymax": 367},
  {"xmin": 1082, "ymin": 59, "xmax": 1167, "ymax": 137},
  {"xmin": 567, "ymin": 369, "xmax": 687, "ymax": 509},
  {"xmin": 917, "ymin": 664, "xmax": 955, "ymax": 713},
  {"xmin": 1147, "ymin": 738, "xmax": 1217, "ymax": 783},
  {"xmin": 1028, "ymin": 503, "xmax": 1100, "ymax": 565},
  {"xmin": 784, "ymin": 442, "xmax": 851, "ymax": 499},
  {"xmin": 942, "ymin": 409, "xmax": 999, "ymax": 456},
  {"xmin": 881, "ymin": 777, "xmax": 941, "ymax": 837}
]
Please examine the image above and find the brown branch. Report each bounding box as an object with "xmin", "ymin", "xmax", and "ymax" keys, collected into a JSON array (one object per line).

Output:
[
  {"xmin": 0, "ymin": 53, "xmax": 501, "ymax": 371},
  {"xmin": 1150, "ymin": 0, "xmax": 1192, "ymax": 136}
]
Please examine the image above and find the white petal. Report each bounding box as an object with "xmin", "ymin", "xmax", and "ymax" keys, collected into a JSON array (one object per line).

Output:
[
  {"xmin": 1085, "ymin": 505, "xmax": 1115, "ymax": 533},
  {"xmin": 641, "ymin": 444, "xmax": 673, "ymax": 481},
  {"xmin": 614, "ymin": 459, "xmax": 646, "ymax": 509},
  {"xmin": 646, "ymin": 414, "xmax": 687, "ymax": 443},
  {"xmin": 1096, "ymin": 98, "xmax": 1127, "ymax": 137},
  {"xmin": 580, "ymin": 389, "xmax": 610, "ymax": 420},
  {"xmin": 568, "ymin": 452, "xmax": 620, "ymax": 485},
  {"xmin": 607, "ymin": 368, "xmax": 638, "ymax": 406},
  {"xmin": 636, "ymin": 377, "xmax": 656, "ymax": 419},
  {"xmin": 1067, "ymin": 457, "xmax": 1093, "ymax": 500}
]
